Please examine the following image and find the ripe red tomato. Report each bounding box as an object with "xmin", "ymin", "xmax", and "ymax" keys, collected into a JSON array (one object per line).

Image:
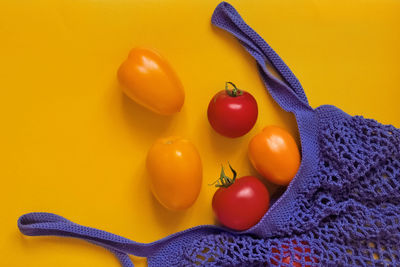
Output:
[
  {"xmin": 207, "ymin": 82, "xmax": 258, "ymax": 138},
  {"xmin": 212, "ymin": 165, "xmax": 269, "ymax": 231},
  {"xmin": 270, "ymin": 240, "xmax": 319, "ymax": 267}
]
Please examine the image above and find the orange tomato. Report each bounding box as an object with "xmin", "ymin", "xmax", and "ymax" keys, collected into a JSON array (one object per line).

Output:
[
  {"xmin": 146, "ymin": 136, "xmax": 202, "ymax": 211},
  {"xmin": 248, "ymin": 126, "xmax": 300, "ymax": 185},
  {"xmin": 118, "ymin": 47, "xmax": 185, "ymax": 115}
]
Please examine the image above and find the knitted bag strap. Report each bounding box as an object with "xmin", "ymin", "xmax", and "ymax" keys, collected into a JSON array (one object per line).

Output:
[
  {"xmin": 18, "ymin": 212, "xmax": 222, "ymax": 266},
  {"xmin": 18, "ymin": 212, "xmax": 157, "ymax": 267},
  {"xmin": 212, "ymin": 2, "xmax": 312, "ymax": 113}
]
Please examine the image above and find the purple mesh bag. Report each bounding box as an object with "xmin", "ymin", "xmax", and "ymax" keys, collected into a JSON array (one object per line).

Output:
[{"xmin": 18, "ymin": 2, "xmax": 400, "ymax": 266}]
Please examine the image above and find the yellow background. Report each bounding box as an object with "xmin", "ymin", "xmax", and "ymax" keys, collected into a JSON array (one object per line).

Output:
[{"xmin": 1, "ymin": 0, "xmax": 399, "ymax": 266}]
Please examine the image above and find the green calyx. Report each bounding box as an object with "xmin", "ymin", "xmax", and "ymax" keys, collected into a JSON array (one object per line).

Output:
[
  {"xmin": 210, "ymin": 163, "xmax": 237, "ymax": 188},
  {"xmin": 225, "ymin": 82, "xmax": 243, "ymax": 97}
]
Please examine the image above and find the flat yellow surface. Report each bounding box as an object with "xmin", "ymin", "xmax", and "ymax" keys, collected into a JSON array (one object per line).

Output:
[{"xmin": 1, "ymin": 0, "xmax": 399, "ymax": 266}]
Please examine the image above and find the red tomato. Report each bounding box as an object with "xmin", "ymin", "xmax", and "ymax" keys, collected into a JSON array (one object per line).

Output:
[
  {"xmin": 270, "ymin": 240, "xmax": 319, "ymax": 267},
  {"xmin": 212, "ymin": 165, "xmax": 269, "ymax": 231},
  {"xmin": 207, "ymin": 82, "xmax": 258, "ymax": 138}
]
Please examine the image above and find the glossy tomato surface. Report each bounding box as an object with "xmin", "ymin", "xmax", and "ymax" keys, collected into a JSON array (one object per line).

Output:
[
  {"xmin": 248, "ymin": 126, "xmax": 300, "ymax": 185},
  {"xmin": 118, "ymin": 47, "xmax": 185, "ymax": 115},
  {"xmin": 146, "ymin": 136, "xmax": 202, "ymax": 211},
  {"xmin": 207, "ymin": 83, "xmax": 258, "ymax": 138},
  {"xmin": 212, "ymin": 176, "xmax": 269, "ymax": 231}
]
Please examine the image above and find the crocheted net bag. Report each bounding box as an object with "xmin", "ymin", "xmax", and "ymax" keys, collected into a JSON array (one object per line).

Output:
[{"xmin": 18, "ymin": 2, "xmax": 400, "ymax": 266}]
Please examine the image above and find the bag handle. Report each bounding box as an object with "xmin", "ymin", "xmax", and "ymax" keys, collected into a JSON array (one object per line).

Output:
[
  {"xmin": 212, "ymin": 2, "xmax": 312, "ymax": 113},
  {"xmin": 18, "ymin": 212, "xmax": 223, "ymax": 266},
  {"xmin": 18, "ymin": 212, "xmax": 159, "ymax": 267}
]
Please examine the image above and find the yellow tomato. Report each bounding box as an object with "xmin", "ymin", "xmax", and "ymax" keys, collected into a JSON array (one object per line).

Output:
[
  {"xmin": 118, "ymin": 47, "xmax": 185, "ymax": 115},
  {"xmin": 248, "ymin": 126, "xmax": 300, "ymax": 186},
  {"xmin": 146, "ymin": 136, "xmax": 202, "ymax": 211}
]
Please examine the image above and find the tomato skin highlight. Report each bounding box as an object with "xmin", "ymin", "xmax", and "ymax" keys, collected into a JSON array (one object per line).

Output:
[
  {"xmin": 212, "ymin": 176, "xmax": 269, "ymax": 231},
  {"xmin": 248, "ymin": 126, "xmax": 300, "ymax": 185},
  {"xmin": 146, "ymin": 136, "xmax": 202, "ymax": 211},
  {"xmin": 118, "ymin": 47, "xmax": 185, "ymax": 115},
  {"xmin": 207, "ymin": 85, "xmax": 258, "ymax": 138}
]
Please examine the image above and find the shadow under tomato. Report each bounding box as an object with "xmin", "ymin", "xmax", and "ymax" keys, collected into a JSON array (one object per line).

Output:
[
  {"xmin": 206, "ymin": 123, "xmax": 246, "ymax": 158},
  {"xmin": 149, "ymin": 192, "xmax": 188, "ymax": 229}
]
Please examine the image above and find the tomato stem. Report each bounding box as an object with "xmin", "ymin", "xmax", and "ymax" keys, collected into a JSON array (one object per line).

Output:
[
  {"xmin": 225, "ymin": 82, "xmax": 243, "ymax": 97},
  {"xmin": 210, "ymin": 162, "xmax": 237, "ymax": 188}
]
